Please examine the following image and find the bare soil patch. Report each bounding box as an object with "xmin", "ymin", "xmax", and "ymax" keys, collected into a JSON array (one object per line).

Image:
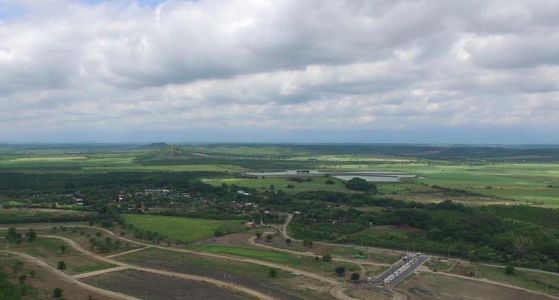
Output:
[
  {"xmin": 399, "ymin": 273, "xmax": 554, "ymax": 300},
  {"xmin": 83, "ymin": 269, "xmax": 246, "ymax": 300},
  {"xmin": 0, "ymin": 252, "xmax": 113, "ymax": 300}
]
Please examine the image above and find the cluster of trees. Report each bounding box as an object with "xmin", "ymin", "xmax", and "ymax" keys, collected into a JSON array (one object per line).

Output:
[
  {"xmin": 291, "ymin": 201, "xmax": 559, "ymax": 271},
  {"xmin": 89, "ymin": 237, "xmax": 124, "ymax": 252},
  {"xmin": 5, "ymin": 228, "xmax": 36, "ymax": 243},
  {"xmin": 345, "ymin": 178, "xmax": 377, "ymax": 193},
  {"xmin": 123, "ymin": 224, "xmax": 168, "ymax": 244}
]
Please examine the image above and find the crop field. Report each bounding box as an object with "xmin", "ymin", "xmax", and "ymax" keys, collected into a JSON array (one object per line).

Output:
[
  {"xmin": 83, "ymin": 269, "xmax": 246, "ymax": 300},
  {"xmin": 322, "ymin": 163, "xmax": 559, "ymax": 206},
  {"xmin": 117, "ymin": 247, "xmax": 334, "ymax": 300},
  {"xmin": 123, "ymin": 214, "xmax": 246, "ymax": 243}
]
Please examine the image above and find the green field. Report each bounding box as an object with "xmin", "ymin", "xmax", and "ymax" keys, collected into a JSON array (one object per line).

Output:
[
  {"xmin": 2, "ymin": 237, "xmax": 114, "ymax": 275},
  {"xmin": 205, "ymin": 176, "xmax": 352, "ymax": 193},
  {"xmin": 191, "ymin": 244, "xmax": 360, "ymax": 276},
  {"xmin": 123, "ymin": 214, "xmax": 246, "ymax": 243},
  {"xmin": 476, "ymin": 265, "xmax": 559, "ymax": 296}
]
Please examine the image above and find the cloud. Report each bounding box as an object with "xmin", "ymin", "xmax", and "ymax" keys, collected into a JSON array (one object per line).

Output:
[{"xmin": 0, "ymin": 0, "xmax": 558, "ymax": 142}]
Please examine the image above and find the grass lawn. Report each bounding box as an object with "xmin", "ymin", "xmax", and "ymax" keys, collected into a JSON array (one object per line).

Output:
[{"xmin": 123, "ymin": 214, "xmax": 246, "ymax": 243}]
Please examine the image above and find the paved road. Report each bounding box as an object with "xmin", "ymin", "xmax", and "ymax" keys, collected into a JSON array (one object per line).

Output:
[{"xmin": 372, "ymin": 254, "xmax": 429, "ymax": 288}]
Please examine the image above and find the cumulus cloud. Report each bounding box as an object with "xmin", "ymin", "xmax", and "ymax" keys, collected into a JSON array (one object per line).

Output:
[{"xmin": 0, "ymin": 0, "xmax": 558, "ymax": 142}]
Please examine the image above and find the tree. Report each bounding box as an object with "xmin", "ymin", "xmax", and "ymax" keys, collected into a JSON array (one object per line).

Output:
[
  {"xmin": 18, "ymin": 275, "xmax": 27, "ymax": 284},
  {"xmin": 505, "ymin": 265, "xmax": 515, "ymax": 275},
  {"xmin": 285, "ymin": 238, "xmax": 292, "ymax": 245},
  {"xmin": 27, "ymin": 229, "xmax": 37, "ymax": 241},
  {"xmin": 325, "ymin": 179, "xmax": 335, "ymax": 185},
  {"xmin": 350, "ymin": 272, "xmax": 360, "ymax": 283},
  {"xmin": 60, "ymin": 245, "xmax": 67, "ymax": 253},
  {"xmin": 255, "ymin": 232, "xmax": 262, "ymax": 239},
  {"xmin": 322, "ymin": 254, "xmax": 332, "ymax": 262},
  {"xmin": 265, "ymin": 234, "xmax": 274, "ymax": 242},
  {"xmin": 57, "ymin": 261, "xmax": 66, "ymax": 270},
  {"xmin": 335, "ymin": 266, "xmax": 346, "ymax": 277},
  {"xmin": 345, "ymin": 178, "xmax": 377, "ymax": 193},
  {"xmin": 11, "ymin": 260, "xmax": 24, "ymax": 274},
  {"xmin": 6, "ymin": 227, "xmax": 21, "ymax": 241},
  {"xmin": 53, "ymin": 287, "xmax": 63, "ymax": 298},
  {"xmin": 268, "ymin": 268, "xmax": 277, "ymax": 278}
]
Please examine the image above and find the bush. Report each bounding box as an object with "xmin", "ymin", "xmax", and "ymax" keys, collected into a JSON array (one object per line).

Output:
[
  {"xmin": 268, "ymin": 268, "xmax": 277, "ymax": 278},
  {"xmin": 57, "ymin": 261, "xmax": 66, "ymax": 270},
  {"xmin": 53, "ymin": 288, "xmax": 63, "ymax": 298},
  {"xmin": 322, "ymin": 254, "xmax": 332, "ymax": 262},
  {"xmin": 505, "ymin": 265, "xmax": 515, "ymax": 275}
]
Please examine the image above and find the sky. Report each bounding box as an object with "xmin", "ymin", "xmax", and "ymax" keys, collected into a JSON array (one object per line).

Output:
[{"xmin": 1, "ymin": 0, "xmax": 558, "ymax": 144}]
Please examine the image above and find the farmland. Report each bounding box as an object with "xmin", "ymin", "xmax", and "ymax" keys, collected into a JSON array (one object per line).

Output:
[{"xmin": 1, "ymin": 143, "xmax": 559, "ymax": 300}]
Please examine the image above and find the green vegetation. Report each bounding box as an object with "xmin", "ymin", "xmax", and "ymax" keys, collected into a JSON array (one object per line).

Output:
[
  {"xmin": 123, "ymin": 214, "xmax": 245, "ymax": 243},
  {"xmin": 205, "ymin": 176, "xmax": 351, "ymax": 193},
  {"xmin": 345, "ymin": 177, "xmax": 377, "ymax": 193},
  {"xmin": 191, "ymin": 244, "xmax": 360, "ymax": 276},
  {"xmin": 0, "ymin": 208, "xmax": 96, "ymax": 224},
  {"xmin": 2, "ymin": 233, "xmax": 115, "ymax": 275},
  {"xmin": 477, "ymin": 265, "xmax": 559, "ymax": 296},
  {"xmin": 291, "ymin": 201, "xmax": 559, "ymax": 271}
]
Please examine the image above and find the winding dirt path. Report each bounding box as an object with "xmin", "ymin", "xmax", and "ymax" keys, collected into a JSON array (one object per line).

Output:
[
  {"xmin": 420, "ymin": 268, "xmax": 559, "ymax": 300},
  {"xmin": 0, "ymin": 250, "xmax": 139, "ymax": 300},
  {"xmin": 39, "ymin": 235, "xmax": 275, "ymax": 300}
]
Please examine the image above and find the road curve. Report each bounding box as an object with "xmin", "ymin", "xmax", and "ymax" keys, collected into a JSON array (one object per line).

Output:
[
  {"xmin": 421, "ymin": 269, "xmax": 559, "ymax": 300},
  {"xmin": 0, "ymin": 250, "xmax": 139, "ymax": 300},
  {"xmin": 40, "ymin": 235, "xmax": 275, "ymax": 300}
]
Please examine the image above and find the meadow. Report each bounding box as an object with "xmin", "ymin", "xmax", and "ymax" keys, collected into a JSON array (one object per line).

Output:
[{"xmin": 123, "ymin": 214, "xmax": 246, "ymax": 243}]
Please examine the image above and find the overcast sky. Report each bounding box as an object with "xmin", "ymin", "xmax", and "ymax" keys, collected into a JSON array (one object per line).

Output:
[{"xmin": 1, "ymin": 0, "xmax": 558, "ymax": 144}]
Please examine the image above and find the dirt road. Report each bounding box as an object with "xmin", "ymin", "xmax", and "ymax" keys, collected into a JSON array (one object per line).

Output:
[
  {"xmin": 40, "ymin": 235, "xmax": 275, "ymax": 300},
  {"xmin": 0, "ymin": 250, "xmax": 139, "ymax": 300}
]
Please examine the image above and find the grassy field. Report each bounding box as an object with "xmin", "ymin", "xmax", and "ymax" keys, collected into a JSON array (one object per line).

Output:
[
  {"xmin": 0, "ymin": 253, "xmax": 113, "ymax": 300},
  {"xmin": 123, "ymin": 214, "xmax": 246, "ymax": 243},
  {"xmin": 117, "ymin": 247, "xmax": 334, "ymax": 300},
  {"xmin": 476, "ymin": 265, "xmax": 559, "ymax": 296},
  {"xmin": 400, "ymin": 272, "xmax": 554, "ymax": 300},
  {"xmin": 83, "ymin": 269, "xmax": 248, "ymax": 300},
  {"xmin": 204, "ymin": 176, "xmax": 351, "ymax": 193},
  {"xmin": 191, "ymin": 244, "xmax": 361, "ymax": 277},
  {"xmin": 322, "ymin": 162, "xmax": 559, "ymax": 206},
  {"xmin": 1, "ymin": 237, "xmax": 115, "ymax": 275}
]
